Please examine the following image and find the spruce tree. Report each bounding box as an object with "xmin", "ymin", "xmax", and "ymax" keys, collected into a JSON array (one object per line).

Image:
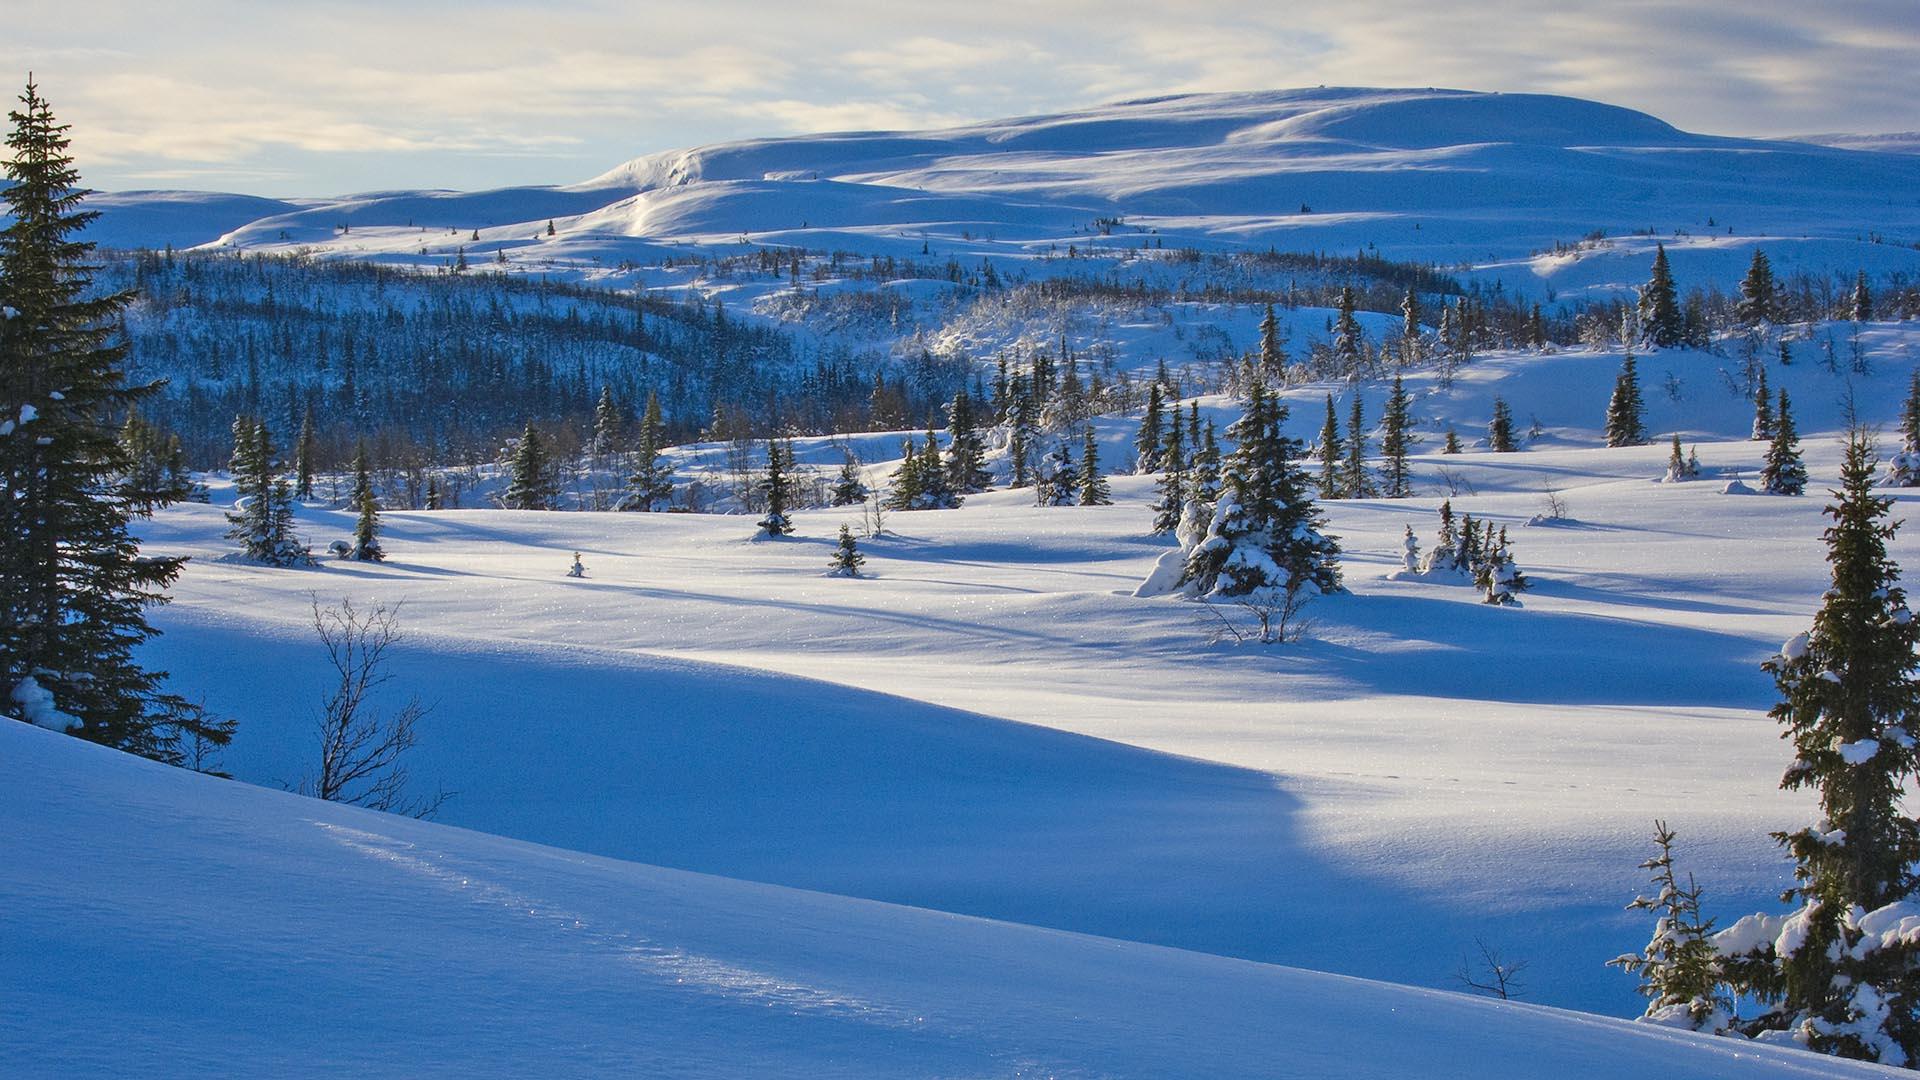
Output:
[
  {"xmin": 756, "ymin": 438, "xmax": 795, "ymax": 536},
  {"xmin": 225, "ymin": 418, "xmax": 307, "ymax": 566},
  {"xmin": 1606, "ymin": 349, "xmax": 1647, "ymax": 448},
  {"xmin": 1151, "ymin": 419, "xmax": 1187, "ymax": 533},
  {"xmin": 1332, "ymin": 285, "xmax": 1362, "ymax": 370},
  {"xmin": 1891, "ymin": 372, "xmax": 1920, "ymax": 487},
  {"xmin": 1609, "ymin": 822, "xmax": 1730, "ymax": 1031},
  {"xmin": 1078, "ymin": 425, "xmax": 1111, "ymax": 506},
  {"xmin": 293, "ymin": 406, "xmax": 316, "ymax": 500},
  {"xmin": 350, "ymin": 440, "xmax": 374, "ymax": 511},
  {"xmin": 1400, "ymin": 287, "xmax": 1422, "ymax": 357},
  {"xmin": 1725, "ymin": 434, "xmax": 1920, "ymax": 1064},
  {"xmin": 503, "ymin": 421, "xmax": 555, "ymax": 510},
  {"xmin": 1640, "ymin": 243, "xmax": 1683, "ymax": 348},
  {"xmin": 118, "ymin": 408, "xmax": 188, "ymax": 512},
  {"xmin": 1316, "ymin": 394, "xmax": 1344, "ymax": 499},
  {"xmin": 885, "ymin": 437, "xmax": 923, "ymax": 510},
  {"xmin": 623, "ymin": 390, "xmax": 671, "ymax": 511},
  {"xmin": 1752, "ymin": 368, "xmax": 1774, "ymax": 442},
  {"xmin": 1738, "ymin": 249, "xmax": 1777, "ymax": 327},
  {"xmin": 829, "ymin": 455, "xmax": 870, "ymax": 506},
  {"xmin": 1007, "ymin": 375, "xmax": 1035, "ymax": 488},
  {"xmin": 1443, "ymin": 429, "xmax": 1462, "ymax": 455},
  {"xmin": 1760, "ymin": 390, "xmax": 1805, "ymax": 496},
  {"xmin": 590, "ymin": 385, "xmax": 622, "ymax": 459},
  {"xmin": 1034, "ymin": 440, "xmax": 1079, "ymax": 506},
  {"xmin": 827, "ymin": 524, "xmax": 865, "ymax": 577},
  {"xmin": 1258, "ymin": 303, "xmax": 1288, "ymax": 377},
  {"xmin": 1191, "ymin": 418, "xmax": 1223, "ymax": 507},
  {"xmin": 1852, "ymin": 271, "xmax": 1874, "ymax": 323},
  {"xmin": 1380, "ymin": 375, "xmax": 1414, "ymax": 498},
  {"xmin": 349, "ymin": 490, "xmax": 384, "ymax": 562},
  {"xmin": 1135, "ymin": 381, "xmax": 1165, "ymax": 473},
  {"xmin": 1488, "ymin": 397, "xmax": 1516, "ymax": 452},
  {"xmin": 945, "ymin": 390, "xmax": 992, "ymax": 493},
  {"xmin": 0, "ymin": 79, "xmax": 225, "ymax": 761},
  {"xmin": 1663, "ymin": 433, "xmax": 1695, "ymax": 483},
  {"xmin": 1343, "ymin": 393, "xmax": 1373, "ymax": 498}
]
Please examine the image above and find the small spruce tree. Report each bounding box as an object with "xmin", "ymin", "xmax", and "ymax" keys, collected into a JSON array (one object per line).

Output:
[
  {"xmin": 1078, "ymin": 426, "xmax": 1111, "ymax": 506},
  {"xmin": 828, "ymin": 524, "xmax": 865, "ymax": 577},
  {"xmin": 1606, "ymin": 348, "xmax": 1648, "ymax": 448},
  {"xmin": 1489, "ymin": 397, "xmax": 1516, "ymax": 453},
  {"xmin": 1760, "ymin": 390, "xmax": 1806, "ymax": 496}
]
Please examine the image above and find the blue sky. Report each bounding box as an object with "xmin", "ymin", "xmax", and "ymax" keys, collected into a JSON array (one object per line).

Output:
[{"xmin": 11, "ymin": 1, "xmax": 1919, "ymax": 196}]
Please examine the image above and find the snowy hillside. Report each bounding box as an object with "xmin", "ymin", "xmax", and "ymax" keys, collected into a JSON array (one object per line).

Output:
[
  {"xmin": 5, "ymin": 719, "xmax": 1896, "ymax": 1078},
  {"xmin": 82, "ymin": 88, "xmax": 1920, "ymax": 300}
]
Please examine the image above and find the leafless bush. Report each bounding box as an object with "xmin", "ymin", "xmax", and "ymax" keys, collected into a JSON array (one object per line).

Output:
[
  {"xmin": 1198, "ymin": 581, "xmax": 1315, "ymax": 645},
  {"xmin": 1454, "ymin": 937, "xmax": 1528, "ymax": 1000},
  {"xmin": 300, "ymin": 598, "xmax": 450, "ymax": 818},
  {"xmin": 1435, "ymin": 467, "xmax": 1478, "ymax": 498}
]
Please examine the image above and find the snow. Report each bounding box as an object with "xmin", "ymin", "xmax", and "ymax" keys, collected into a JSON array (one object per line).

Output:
[
  {"xmin": 1836, "ymin": 738, "xmax": 1881, "ymax": 766},
  {"xmin": 72, "ymin": 88, "xmax": 1920, "ymax": 306},
  {"xmin": 4, "ymin": 719, "xmax": 1897, "ymax": 1078},
  {"xmin": 9, "ymin": 675, "xmax": 74, "ymax": 732}
]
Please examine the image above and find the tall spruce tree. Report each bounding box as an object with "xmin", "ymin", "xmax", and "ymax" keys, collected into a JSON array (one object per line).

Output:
[
  {"xmin": 1332, "ymin": 285, "xmax": 1362, "ymax": 370},
  {"xmin": 1488, "ymin": 397, "xmax": 1516, "ymax": 452},
  {"xmin": 1760, "ymin": 390, "xmax": 1806, "ymax": 495},
  {"xmin": 1380, "ymin": 376, "xmax": 1414, "ymax": 498},
  {"xmin": 1739, "ymin": 249, "xmax": 1778, "ymax": 327},
  {"xmin": 225, "ymin": 417, "xmax": 307, "ymax": 566},
  {"xmin": 293, "ymin": 405, "xmax": 316, "ymax": 500},
  {"xmin": 1135, "ymin": 381, "xmax": 1166, "ymax": 474},
  {"xmin": 1891, "ymin": 372, "xmax": 1920, "ymax": 487},
  {"xmin": 1151, "ymin": 419, "xmax": 1187, "ymax": 533},
  {"xmin": 1078, "ymin": 425, "xmax": 1111, "ymax": 506},
  {"xmin": 1852, "ymin": 271, "xmax": 1874, "ymax": 323},
  {"xmin": 1258, "ymin": 303, "xmax": 1288, "ymax": 377},
  {"xmin": 1, "ymin": 79, "xmax": 226, "ymax": 761},
  {"xmin": 1400, "ymin": 287, "xmax": 1422, "ymax": 357},
  {"xmin": 1316, "ymin": 394, "xmax": 1344, "ymax": 499},
  {"xmin": 1606, "ymin": 349, "xmax": 1648, "ymax": 448},
  {"xmin": 1640, "ymin": 243, "xmax": 1684, "ymax": 348},
  {"xmin": 945, "ymin": 390, "xmax": 992, "ymax": 493},
  {"xmin": 622, "ymin": 390, "xmax": 671, "ymax": 511},
  {"xmin": 502, "ymin": 421, "xmax": 555, "ymax": 510},
  {"xmin": 1343, "ymin": 393, "xmax": 1373, "ymax": 498},
  {"xmin": 1752, "ymin": 368, "xmax": 1775, "ymax": 442},
  {"xmin": 590, "ymin": 385, "xmax": 622, "ymax": 459},
  {"xmin": 1007, "ymin": 374, "xmax": 1035, "ymax": 488},
  {"xmin": 1724, "ymin": 434, "xmax": 1920, "ymax": 1064},
  {"xmin": 756, "ymin": 438, "xmax": 795, "ymax": 536},
  {"xmin": 349, "ymin": 490, "xmax": 384, "ymax": 562}
]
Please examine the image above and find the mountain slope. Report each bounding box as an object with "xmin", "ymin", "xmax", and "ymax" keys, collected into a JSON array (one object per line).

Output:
[
  {"xmin": 80, "ymin": 87, "xmax": 1920, "ymax": 295},
  {"xmin": 3, "ymin": 720, "xmax": 1892, "ymax": 1078}
]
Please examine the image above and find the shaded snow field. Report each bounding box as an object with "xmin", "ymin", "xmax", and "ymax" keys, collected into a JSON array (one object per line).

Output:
[
  {"xmin": 101, "ymin": 327, "xmax": 1920, "ymax": 1023},
  {"xmin": 8, "ymin": 722, "xmax": 1888, "ymax": 1078}
]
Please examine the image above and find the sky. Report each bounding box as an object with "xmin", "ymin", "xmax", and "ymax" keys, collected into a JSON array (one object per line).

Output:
[{"xmin": 9, "ymin": 1, "xmax": 1919, "ymax": 196}]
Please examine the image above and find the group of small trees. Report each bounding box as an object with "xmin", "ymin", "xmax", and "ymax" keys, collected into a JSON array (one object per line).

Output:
[
  {"xmin": 1399, "ymin": 501, "xmax": 1529, "ymax": 604},
  {"xmin": 1302, "ymin": 379, "xmax": 1416, "ymax": 501},
  {"xmin": 226, "ymin": 416, "xmax": 311, "ymax": 566},
  {"xmin": 1613, "ymin": 434, "xmax": 1920, "ymax": 1067}
]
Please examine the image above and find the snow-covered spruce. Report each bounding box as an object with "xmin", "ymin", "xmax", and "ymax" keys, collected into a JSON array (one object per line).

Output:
[
  {"xmin": 1610, "ymin": 821, "xmax": 1736, "ymax": 1034},
  {"xmin": 827, "ymin": 525, "xmax": 866, "ymax": 578}
]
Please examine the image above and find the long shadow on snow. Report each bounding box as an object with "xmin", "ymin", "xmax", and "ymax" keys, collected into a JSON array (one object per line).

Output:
[{"xmin": 142, "ymin": 614, "xmax": 1652, "ymax": 1012}]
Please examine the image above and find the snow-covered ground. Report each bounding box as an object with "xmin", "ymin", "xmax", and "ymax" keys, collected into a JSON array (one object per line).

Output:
[
  {"xmin": 84, "ymin": 325, "xmax": 1919, "ymax": 1028},
  {"xmin": 7, "ymin": 720, "xmax": 1898, "ymax": 1078}
]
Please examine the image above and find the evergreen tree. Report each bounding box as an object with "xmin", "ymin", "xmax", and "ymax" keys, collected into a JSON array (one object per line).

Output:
[
  {"xmin": 1007, "ymin": 375, "xmax": 1036, "ymax": 488},
  {"xmin": 1151, "ymin": 419, "xmax": 1187, "ymax": 533},
  {"xmin": 1135, "ymin": 381, "xmax": 1166, "ymax": 473},
  {"xmin": 0, "ymin": 79, "xmax": 226, "ymax": 762},
  {"xmin": 1739, "ymin": 249, "xmax": 1777, "ymax": 327},
  {"xmin": 1480, "ymin": 525, "xmax": 1528, "ymax": 605},
  {"xmin": 827, "ymin": 524, "xmax": 865, "ymax": 578},
  {"xmin": 1891, "ymin": 372, "xmax": 1920, "ymax": 487},
  {"xmin": 1752, "ymin": 368, "xmax": 1775, "ymax": 442},
  {"xmin": 622, "ymin": 391, "xmax": 672, "ymax": 511},
  {"xmin": 1443, "ymin": 429, "xmax": 1462, "ymax": 455},
  {"xmin": 349, "ymin": 440, "xmax": 374, "ymax": 511},
  {"xmin": 1332, "ymin": 286, "xmax": 1362, "ymax": 370},
  {"xmin": 1608, "ymin": 822, "xmax": 1730, "ymax": 1032},
  {"xmin": 1640, "ymin": 243, "xmax": 1684, "ymax": 348},
  {"xmin": 1760, "ymin": 390, "xmax": 1805, "ymax": 496},
  {"xmin": 1343, "ymin": 393, "xmax": 1374, "ymax": 498},
  {"xmin": 1316, "ymin": 394, "xmax": 1344, "ymax": 499},
  {"xmin": 1034, "ymin": 440, "xmax": 1080, "ymax": 506},
  {"xmin": 502, "ymin": 421, "xmax": 555, "ymax": 510},
  {"xmin": 1488, "ymin": 397, "xmax": 1516, "ymax": 452},
  {"xmin": 829, "ymin": 455, "xmax": 870, "ymax": 506},
  {"xmin": 756, "ymin": 438, "xmax": 795, "ymax": 536},
  {"xmin": 425, "ymin": 475, "xmax": 443, "ymax": 511},
  {"xmin": 1606, "ymin": 349, "xmax": 1648, "ymax": 447},
  {"xmin": 225, "ymin": 417, "xmax": 307, "ymax": 566},
  {"xmin": 1853, "ymin": 271, "xmax": 1874, "ymax": 323},
  {"xmin": 945, "ymin": 390, "xmax": 992, "ymax": 493},
  {"xmin": 1078, "ymin": 425, "xmax": 1111, "ymax": 506},
  {"xmin": 349, "ymin": 489, "xmax": 384, "ymax": 562},
  {"xmin": 590, "ymin": 385, "xmax": 622, "ymax": 459},
  {"xmin": 1724, "ymin": 434, "xmax": 1920, "ymax": 1064},
  {"xmin": 1191, "ymin": 418, "xmax": 1223, "ymax": 507},
  {"xmin": 1663, "ymin": 433, "xmax": 1699, "ymax": 483},
  {"xmin": 293, "ymin": 405, "xmax": 316, "ymax": 500},
  {"xmin": 1398, "ymin": 525, "xmax": 1421, "ymax": 574},
  {"xmin": 1258, "ymin": 303, "xmax": 1288, "ymax": 377},
  {"xmin": 117, "ymin": 408, "xmax": 188, "ymax": 512},
  {"xmin": 1380, "ymin": 375, "xmax": 1414, "ymax": 498},
  {"xmin": 1400, "ymin": 288, "xmax": 1422, "ymax": 356},
  {"xmin": 1181, "ymin": 381, "xmax": 1341, "ymax": 603}
]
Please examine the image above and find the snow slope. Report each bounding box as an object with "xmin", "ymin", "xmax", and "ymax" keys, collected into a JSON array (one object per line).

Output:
[
  {"xmin": 80, "ymin": 88, "xmax": 1920, "ymax": 297},
  {"xmin": 4, "ymin": 719, "xmax": 1894, "ymax": 1078},
  {"xmin": 114, "ymin": 323, "xmax": 1920, "ymax": 1018}
]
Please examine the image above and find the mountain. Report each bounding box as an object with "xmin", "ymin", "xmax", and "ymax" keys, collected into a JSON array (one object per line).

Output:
[{"xmin": 80, "ymin": 87, "xmax": 1920, "ymax": 297}]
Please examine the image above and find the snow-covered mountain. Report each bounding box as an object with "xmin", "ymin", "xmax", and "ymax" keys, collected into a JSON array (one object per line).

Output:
[{"xmin": 82, "ymin": 88, "xmax": 1920, "ymax": 298}]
